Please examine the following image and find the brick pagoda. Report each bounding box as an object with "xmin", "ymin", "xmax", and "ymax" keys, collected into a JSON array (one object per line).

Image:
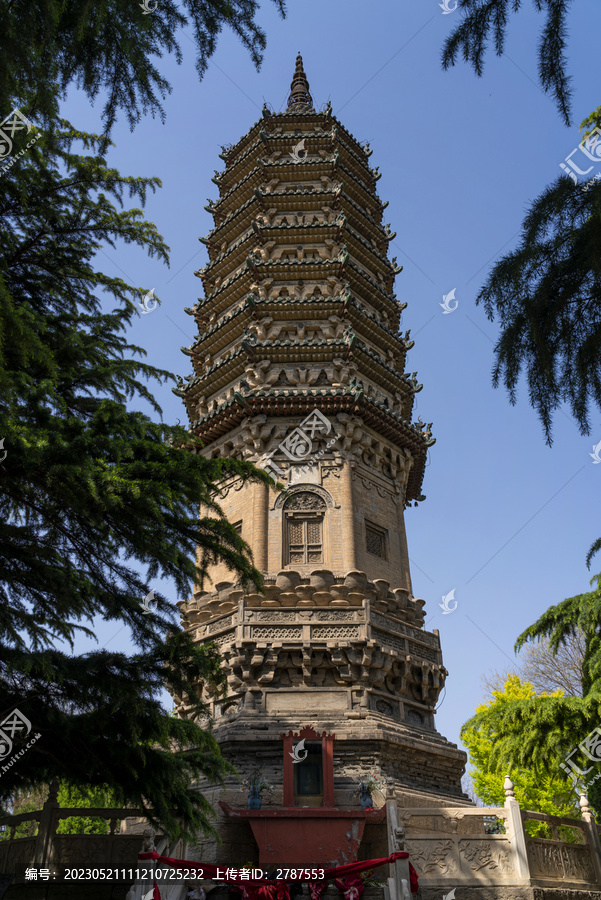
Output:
[{"xmin": 172, "ymin": 55, "xmax": 468, "ymax": 867}]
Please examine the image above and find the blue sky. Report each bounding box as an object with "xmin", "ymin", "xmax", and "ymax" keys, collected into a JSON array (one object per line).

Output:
[{"xmin": 63, "ymin": 0, "xmax": 600, "ymax": 776}]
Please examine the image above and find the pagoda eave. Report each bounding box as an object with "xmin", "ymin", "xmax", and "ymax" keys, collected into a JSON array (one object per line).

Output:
[
  {"xmin": 206, "ymin": 189, "xmax": 387, "ymax": 249},
  {"xmin": 188, "ymin": 393, "xmax": 429, "ymax": 499}
]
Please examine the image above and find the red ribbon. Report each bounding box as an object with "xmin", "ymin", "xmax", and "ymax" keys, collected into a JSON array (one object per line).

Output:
[
  {"xmin": 137, "ymin": 850, "xmax": 418, "ymax": 898},
  {"xmin": 334, "ymin": 875, "xmax": 364, "ymax": 900},
  {"xmin": 308, "ymin": 883, "xmax": 327, "ymax": 900}
]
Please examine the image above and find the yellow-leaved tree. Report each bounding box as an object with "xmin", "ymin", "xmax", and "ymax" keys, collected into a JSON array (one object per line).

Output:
[{"xmin": 461, "ymin": 675, "xmax": 579, "ymax": 837}]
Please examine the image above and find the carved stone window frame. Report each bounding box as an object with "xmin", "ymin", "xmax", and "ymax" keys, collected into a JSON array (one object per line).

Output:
[
  {"xmin": 281, "ymin": 488, "xmax": 329, "ymax": 568},
  {"xmin": 273, "ymin": 483, "xmax": 335, "ymax": 511},
  {"xmin": 274, "ymin": 485, "xmax": 336, "ymax": 569}
]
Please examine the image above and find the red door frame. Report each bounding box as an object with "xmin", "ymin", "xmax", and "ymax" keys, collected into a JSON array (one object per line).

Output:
[{"xmin": 281, "ymin": 726, "xmax": 335, "ymax": 808}]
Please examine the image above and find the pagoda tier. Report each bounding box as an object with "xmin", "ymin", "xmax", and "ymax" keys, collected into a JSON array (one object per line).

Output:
[
  {"xmin": 175, "ymin": 61, "xmax": 433, "ymax": 512},
  {"xmin": 173, "ymin": 58, "xmax": 467, "ymax": 864}
]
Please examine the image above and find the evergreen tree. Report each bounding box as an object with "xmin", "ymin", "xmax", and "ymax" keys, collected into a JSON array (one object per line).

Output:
[
  {"xmin": 475, "ymin": 165, "xmax": 601, "ymax": 449},
  {"xmin": 462, "ymin": 576, "xmax": 601, "ymax": 818},
  {"xmin": 443, "ymin": 5, "xmax": 601, "ymax": 564},
  {"xmin": 442, "ymin": 0, "xmax": 574, "ymax": 125},
  {"xmin": 0, "ymin": 0, "xmax": 285, "ymax": 138},
  {"xmin": 442, "ymin": 6, "xmax": 601, "ymax": 458},
  {"xmin": 473, "ymin": 134, "xmax": 601, "ymax": 564},
  {"xmin": 0, "ymin": 111, "xmax": 271, "ymax": 841}
]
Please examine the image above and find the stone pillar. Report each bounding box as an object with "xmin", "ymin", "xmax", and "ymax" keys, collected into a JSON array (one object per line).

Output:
[
  {"xmin": 580, "ymin": 794, "xmax": 601, "ymax": 884},
  {"xmin": 385, "ymin": 784, "xmax": 411, "ymax": 900},
  {"xmin": 503, "ymin": 776, "xmax": 530, "ymax": 882},
  {"xmin": 33, "ymin": 779, "xmax": 59, "ymax": 867},
  {"xmin": 396, "ymin": 500, "xmax": 413, "ymax": 595},
  {"xmin": 340, "ymin": 460, "xmax": 356, "ymax": 572},
  {"xmin": 126, "ymin": 829, "xmax": 157, "ymax": 900},
  {"xmin": 253, "ymin": 479, "xmax": 269, "ymax": 574}
]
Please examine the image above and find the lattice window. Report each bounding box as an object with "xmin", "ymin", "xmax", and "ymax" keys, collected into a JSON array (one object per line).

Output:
[
  {"xmin": 366, "ymin": 522, "xmax": 387, "ymax": 559},
  {"xmin": 287, "ymin": 516, "xmax": 323, "ymax": 564},
  {"xmin": 233, "ymin": 520, "xmax": 243, "ymax": 535},
  {"xmin": 284, "ymin": 491, "xmax": 326, "ymax": 566}
]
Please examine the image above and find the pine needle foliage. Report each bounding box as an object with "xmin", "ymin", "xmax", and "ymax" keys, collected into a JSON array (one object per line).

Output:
[
  {"xmin": 0, "ymin": 0, "xmax": 286, "ymax": 139},
  {"xmin": 516, "ymin": 575, "xmax": 601, "ymax": 700},
  {"xmin": 581, "ymin": 108, "xmax": 601, "ymax": 136},
  {"xmin": 442, "ymin": 0, "xmax": 574, "ymax": 125},
  {"xmin": 474, "ymin": 173, "xmax": 601, "ymax": 449},
  {"xmin": 0, "ymin": 113, "xmax": 272, "ymax": 841}
]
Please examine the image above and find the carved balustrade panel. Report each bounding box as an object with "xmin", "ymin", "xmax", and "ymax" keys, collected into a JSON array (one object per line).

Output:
[
  {"xmin": 400, "ymin": 808, "xmax": 521, "ymax": 886},
  {"xmin": 527, "ymin": 838, "xmax": 596, "ymax": 885},
  {"xmin": 55, "ymin": 834, "xmax": 142, "ymax": 866},
  {"xmin": 459, "ymin": 839, "xmax": 514, "ymax": 876},
  {"xmin": 401, "ymin": 805, "xmax": 601, "ymax": 888},
  {"xmin": 405, "ymin": 836, "xmax": 515, "ymax": 883},
  {"xmin": 405, "ymin": 838, "xmax": 459, "ymax": 878},
  {"xmin": 207, "ymin": 614, "xmax": 235, "ymax": 633},
  {"xmin": 0, "ymin": 837, "xmax": 36, "ymax": 868}
]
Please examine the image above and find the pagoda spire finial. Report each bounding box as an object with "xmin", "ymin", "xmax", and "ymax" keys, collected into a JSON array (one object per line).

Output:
[{"xmin": 287, "ymin": 52, "xmax": 313, "ymax": 110}]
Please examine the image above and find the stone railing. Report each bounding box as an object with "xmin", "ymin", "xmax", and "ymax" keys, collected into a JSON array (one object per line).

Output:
[
  {"xmin": 0, "ymin": 783, "xmax": 173, "ymax": 879},
  {"xmin": 387, "ymin": 777, "xmax": 601, "ymax": 893},
  {"xmin": 522, "ymin": 802, "xmax": 601, "ymax": 888}
]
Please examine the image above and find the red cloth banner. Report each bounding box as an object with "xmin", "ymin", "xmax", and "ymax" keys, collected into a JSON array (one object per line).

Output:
[
  {"xmin": 334, "ymin": 875, "xmax": 364, "ymax": 900},
  {"xmin": 138, "ymin": 850, "xmax": 418, "ymax": 898},
  {"xmin": 307, "ymin": 883, "xmax": 327, "ymax": 900}
]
